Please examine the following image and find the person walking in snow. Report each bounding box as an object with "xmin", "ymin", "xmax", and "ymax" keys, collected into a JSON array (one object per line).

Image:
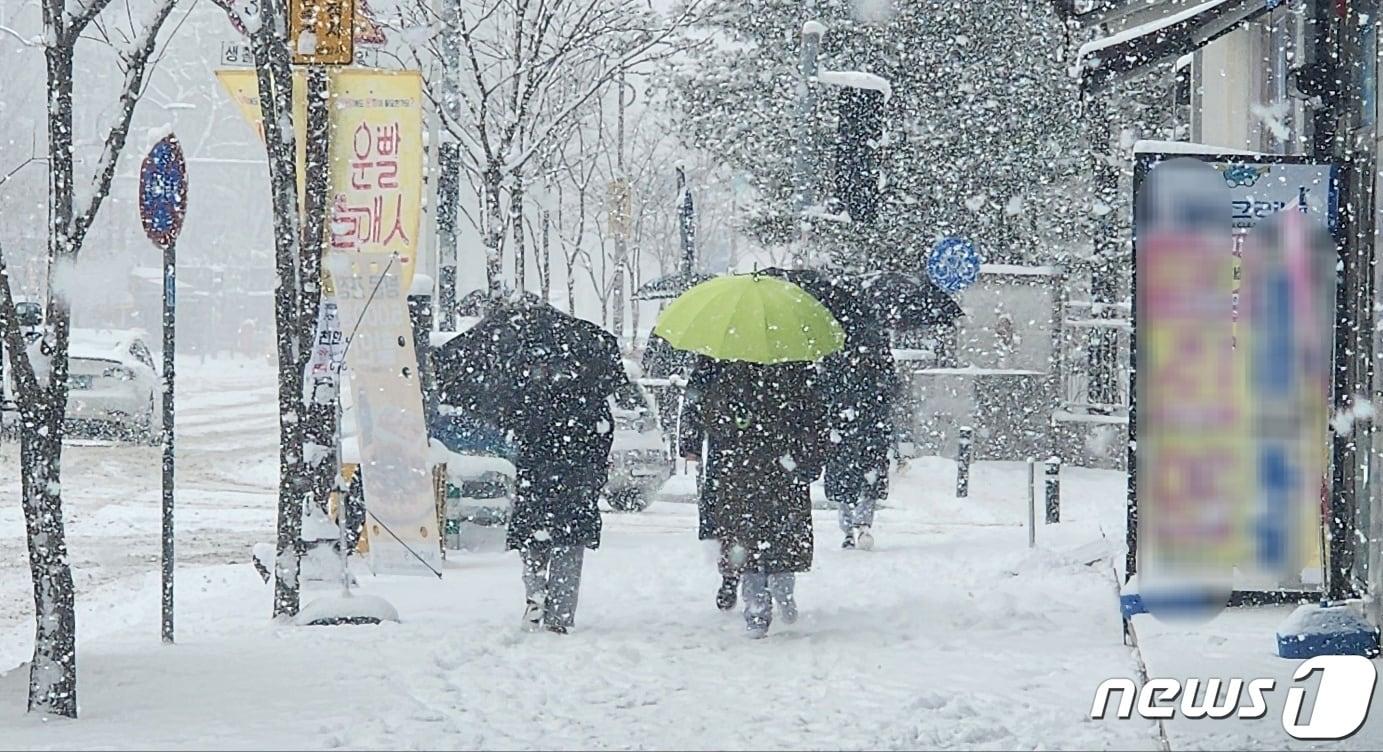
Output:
[
  {"xmin": 506, "ymin": 349, "xmax": 627, "ymax": 634},
  {"xmin": 680, "ymin": 360, "xmax": 829, "ymax": 638},
  {"xmin": 820, "ymin": 347, "xmax": 900, "ymax": 550},
  {"xmin": 678, "ymin": 357, "xmax": 741, "ymax": 611}
]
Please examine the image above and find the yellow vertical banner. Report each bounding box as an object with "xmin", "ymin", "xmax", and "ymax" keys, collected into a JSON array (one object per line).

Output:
[
  {"xmin": 213, "ymin": 68, "xmax": 309, "ymax": 202},
  {"xmin": 327, "ymin": 69, "xmax": 424, "ymax": 290}
]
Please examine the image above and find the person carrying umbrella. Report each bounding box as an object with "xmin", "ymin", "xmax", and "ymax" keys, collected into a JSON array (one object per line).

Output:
[
  {"xmin": 435, "ymin": 301, "xmax": 628, "ymax": 634},
  {"xmin": 820, "ymin": 347, "xmax": 901, "ymax": 550},
  {"xmin": 658, "ymin": 274, "xmax": 842, "ymax": 638}
]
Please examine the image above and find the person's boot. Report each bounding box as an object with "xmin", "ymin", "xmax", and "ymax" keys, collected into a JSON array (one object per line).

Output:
[
  {"xmin": 522, "ymin": 596, "xmax": 544, "ymax": 633},
  {"xmin": 842, "ymin": 529, "xmax": 856, "ymax": 549},
  {"xmin": 777, "ymin": 595, "xmax": 799, "ymax": 624},
  {"xmin": 855, "ymin": 526, "xmax": 875, "ymax": 551},
  {"xmin": 716, "ymin": 576, "xmax": 740, "ymax": 611}
]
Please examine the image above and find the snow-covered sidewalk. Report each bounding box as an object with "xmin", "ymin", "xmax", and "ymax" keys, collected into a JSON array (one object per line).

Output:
[
  {"xmin": 1, "ymin": 356, "xmax": 1161, "ymax": 750},
  {"xmin": 0, "ymin": 485, "xmax": 1155, "ymax": 749},
  {"xmin": 44, "ymin": 357, "xmax": 1383, "ymax": 748},
  {"xmin": 1132, "ymin": 607, "xmax": 1383, "ymax": 750}
]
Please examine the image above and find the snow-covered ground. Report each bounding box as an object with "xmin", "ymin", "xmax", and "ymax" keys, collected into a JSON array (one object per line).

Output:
[{"xmin": 0, "ymin": 357, "xmax": 1364, "ymax": 750}]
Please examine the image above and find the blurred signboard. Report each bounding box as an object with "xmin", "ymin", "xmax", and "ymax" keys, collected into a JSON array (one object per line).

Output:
[{"xmin": 1131, "ymin": 151, "xmax": 1340, "ymax": 605}]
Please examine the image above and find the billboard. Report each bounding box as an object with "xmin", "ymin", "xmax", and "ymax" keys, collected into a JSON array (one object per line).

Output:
[
  {"xmin": 1131, "ymin": 152, "xmax": 1340, "ymax": 609},
  {"xmin": 326, "ymin": 69, "xmax": 425, "ymax": 290}
]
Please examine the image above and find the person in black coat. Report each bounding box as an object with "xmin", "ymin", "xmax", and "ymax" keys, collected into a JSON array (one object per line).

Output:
[
  {"xmin": 821, "ymin": 348, "xmax": 901, "ymax": 550},
  {"xmin": 680, "ymin": 360, "xmax": 829, "ymax": 638},
  {"xmin": 505, "ymin": 327, "xmax": 627, "ymax": 635}
]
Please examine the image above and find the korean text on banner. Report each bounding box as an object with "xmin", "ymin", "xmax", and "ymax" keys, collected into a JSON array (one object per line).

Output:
[
  {"xmin": 325, "ymin": 252, "xmax": 441, "ymax": 577},
  {"xmin": 328, "ymin": 69, "xmax": 424, "ymax": 290}
]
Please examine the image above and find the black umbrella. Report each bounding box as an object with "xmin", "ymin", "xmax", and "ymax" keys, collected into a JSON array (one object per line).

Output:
[
  {"xmin": 434, "ymin": 300, "xmax": 625, "ymax": 439},
  {"xmin": 454, "ymin": 287, "xmax": 545, "ymax": 317},
  {"xmin": 761, "ymin": 267, "xmax": 898, "ymax": 420},
  {"xmin": 760, "ymin": 267, "xmax": 889, "ymax": 361},
  {"xmin": 633, "ymin": 271, "xmax": 714, "ymax": 301},
  {"xmin": 852, "ymin": 270, "xmax": 964, "ymax": 331}
]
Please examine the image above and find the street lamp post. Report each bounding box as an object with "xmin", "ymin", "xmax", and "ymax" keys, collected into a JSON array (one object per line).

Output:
[{"xmin": 792, "ymin": 18, "xmax": 824, "ymax": 268}]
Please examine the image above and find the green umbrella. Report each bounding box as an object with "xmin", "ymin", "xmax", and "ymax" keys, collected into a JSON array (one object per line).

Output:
[{"xmin": 652, "ymin": 273, "xmax": 846, "ymax": 364}]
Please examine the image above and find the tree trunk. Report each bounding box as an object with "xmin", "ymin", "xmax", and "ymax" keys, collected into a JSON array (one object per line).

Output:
[
  {"xmin": 541, "ymin": 209, "xmax": 551, "ymax": 303},
  {"xmin": 252, "ymin": 6, "xmax": 308, "ymax": 619},
  {"xmin": 511, "ymin": 170, "xmax": 525, "ymax": 292},
  {"xmin": 15, "ymin": 34, "xmax": 80, "ymax": 720},
  {"xmin": 301, "ymin": 66, "xmax": 335, "ymax": 533},
  {"xmin": 484, "ymin": 164, "xmax": 505, "ymax": 297},
  {"xmin": 18, "ymin": 408, "xmax": 77, "ymax": 718}
]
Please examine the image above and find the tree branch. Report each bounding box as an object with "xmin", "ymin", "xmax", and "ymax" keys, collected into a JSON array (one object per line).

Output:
[
  {"xmin": 0, "ymin": 243, "xmax": 40, "ymax": 398},
  {"xmin": 66, "ymin": 0, "xmax": 119, "ymax": 38},
  {"xmin": 69, "ymin": 0, "xmax": 180, "ymax": 253}
]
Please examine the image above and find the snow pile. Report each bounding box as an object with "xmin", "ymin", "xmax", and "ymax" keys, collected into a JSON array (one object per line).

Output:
[{"xmin": 293, "ymin": 594, "xmax": 400, "ymax": 626}]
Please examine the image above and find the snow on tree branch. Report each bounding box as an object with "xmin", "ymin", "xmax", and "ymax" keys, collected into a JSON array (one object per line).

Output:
[
  {"xmin": 70, "ymin": 0, "xmax": 181, "ymax": 254},
  {"xmin": 65, "ymin": 0, "xmax": 119, "ymax": 38}
]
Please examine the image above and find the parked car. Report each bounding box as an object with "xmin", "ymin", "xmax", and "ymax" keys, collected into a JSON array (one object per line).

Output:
[
  {"xmin": 428, "ymin": 407, "xmax": 517, "ymax": 533},
  {"xmin": 604, "ymin": 358, "xmax": 673, "ymax": 512},
  {"xmin": 65, "ymin": 328, "xmax": 162, "ymax": 443}
]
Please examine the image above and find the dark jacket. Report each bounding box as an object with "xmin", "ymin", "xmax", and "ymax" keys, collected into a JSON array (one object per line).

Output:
[
  {"xmin": 680, "ymin": 361, "xmax": 829, "ymax": 574},
  {"xmin": 506, "ymin": 330, "xmax": 627, "ymax": 552},
  {"xmin": 821, "ymin": 349, "xmax": 900, "ymax": 471}
]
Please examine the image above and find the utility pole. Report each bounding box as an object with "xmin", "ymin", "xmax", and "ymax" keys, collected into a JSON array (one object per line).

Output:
[
  {"xmin": 791, "ymin": 14, "xmax": 824, "ymax": 268},
  {"xmin": 1302, "ymin": 0, "xmax": 1375, "ymax": 603},
  {"xmin": 436, "ymin": 0, "xmax": 464, "ymax": 330},
  {"xmin": 611, "ymin": 67, "xmax": 629, "ymax": 343}
]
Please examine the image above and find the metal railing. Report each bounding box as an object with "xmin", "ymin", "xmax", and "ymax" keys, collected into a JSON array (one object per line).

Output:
[{"xmin": 1058, "ymin": 300, "xmax": 1132, "ymax": 419}]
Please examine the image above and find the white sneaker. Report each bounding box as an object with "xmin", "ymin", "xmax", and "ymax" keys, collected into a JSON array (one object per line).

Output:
[
  {"xmin": 522, "ymin": 597, "xmax": 544, "ymax": 632},
  {"xmin": 854, "ymin": 526, "xmax": 874, "ymax": 551}
]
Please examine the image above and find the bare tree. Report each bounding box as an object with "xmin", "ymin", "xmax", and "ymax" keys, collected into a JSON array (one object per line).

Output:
[
  {"xmin": 0, "ymin": 0, "xmax": 183, "ymax": 718},
  {"xmin": 405, "ymin": 0, "xmax": 702, "ymax": 298},
  {"xmin": 217, "ymin": 0, "xmax": 324, "ymax": 620}
]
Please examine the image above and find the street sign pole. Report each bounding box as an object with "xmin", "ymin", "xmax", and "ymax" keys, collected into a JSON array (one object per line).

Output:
[
  {"xmin": 140, "ymin": 134, "xmax": 188, "ymax": 645},
  {"xmin": 160, "ymin": 235, "xmax": 176, "ymax": 645}
]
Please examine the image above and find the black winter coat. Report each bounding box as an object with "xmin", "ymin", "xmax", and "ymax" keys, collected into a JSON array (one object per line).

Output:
[
  {"xmin": 680, "ymin": 361, "xmax": 829, "ymax": 574},
  {"xmin": 505, "ymin": 332, "xmax": 627, "ymax": 552}
]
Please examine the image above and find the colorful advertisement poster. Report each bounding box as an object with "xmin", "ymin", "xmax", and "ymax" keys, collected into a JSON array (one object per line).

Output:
[
  {"xmin": 214, "ymin": 67, "xmax": 424, "ymax": 289},
  {"xmin": 1133, "ymin": 154, "xmax": 1339, "ymax": 597}
]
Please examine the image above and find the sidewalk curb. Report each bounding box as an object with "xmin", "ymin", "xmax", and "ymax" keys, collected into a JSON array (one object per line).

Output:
[{"xmin": 1108, "ymin": 562, "xmax": 1172, "ymax": 752}]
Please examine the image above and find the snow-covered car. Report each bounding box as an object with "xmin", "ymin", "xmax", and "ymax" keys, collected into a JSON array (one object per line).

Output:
[
  {"xmin": 605, "ymin": 359, "xmax": 672, "ymax": 512},
  {"xmin": 428, "ymin": 409, "xmax": 517, "ymax": 531},
  {"xmin": 65, "ymin": 328, "xmax": 162, "ymax": 443}
]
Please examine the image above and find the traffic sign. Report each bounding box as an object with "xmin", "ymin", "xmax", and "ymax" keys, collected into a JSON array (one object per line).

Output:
[
  {"xmin": 290, "ymin": 0, "xmax": 355, "ymax": 65},
  {"xmin": 926, "ymin": 236, "xmax": 981, "ymax": 294},
  {"xmin": 139, "ymin": 134, "xmax": 188, "ymax": 250}
]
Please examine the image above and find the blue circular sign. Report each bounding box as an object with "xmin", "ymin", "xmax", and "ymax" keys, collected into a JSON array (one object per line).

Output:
[
  {"xmin": 139, "ymin": 134, "xmax": 188, "ymax": 249},
  {"xmin": 926, "ymin": 237, "xmax": 981, "ymax": 294}
]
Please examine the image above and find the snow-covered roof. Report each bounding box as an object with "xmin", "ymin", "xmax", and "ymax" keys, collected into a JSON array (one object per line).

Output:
[
  {"xmin": 979, "ymin": 264, "xmax": 1061, "ymax": 277},
  {"xmin": 1071, "ymin": 0, "xmax": 1278, "ymax": 89},
  {"xmin": 1075, "ymin": 0, "xmax": 1231, "ymax": 69},
  {"xmin": 817, "ymin": 70, "xmax": 892, "ymax": 101},
  {"xmin": 1132, "ymin": 139, "xmax": 1262, "ymax": 156}
]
